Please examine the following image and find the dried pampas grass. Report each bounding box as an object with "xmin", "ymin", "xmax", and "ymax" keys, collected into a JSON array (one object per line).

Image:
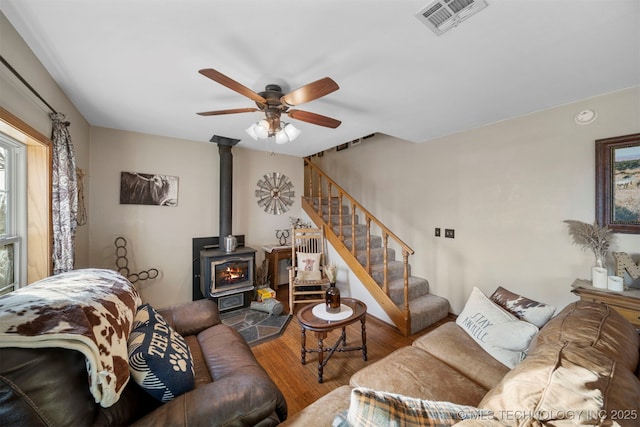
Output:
[{"xmin": 564, "ymin": 220, "xmax": 614, "ymax": 267}]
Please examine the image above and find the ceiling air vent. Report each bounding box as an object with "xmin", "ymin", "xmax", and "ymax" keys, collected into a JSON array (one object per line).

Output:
[{"xmin": 416, "ymin": 0, "xmax": 488, "ymax": 36}]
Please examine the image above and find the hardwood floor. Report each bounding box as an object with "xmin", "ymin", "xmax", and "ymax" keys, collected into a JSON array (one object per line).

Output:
[{"xmin": 250, "ymin": 286, "xmax": 455, "ymax": 416}]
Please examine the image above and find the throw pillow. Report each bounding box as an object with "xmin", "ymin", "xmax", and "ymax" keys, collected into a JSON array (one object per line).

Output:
[
  {"xmin": 345, "ymin": 387, "xmax": 493, "ymax": 426},
  {"xmin": 456, "ymin": 287, "xmax": 539, "ymax": 368},
  {"xmin": 127, "ymin": 304, "xmax": 195, "ymax": 402},
  {"xmin": 296, "ymin": 252, "xmax": 322, "ymax": 281},
  {"xmin": 490, "ymin": 286, "xmax": 556, "ymax": 328}
]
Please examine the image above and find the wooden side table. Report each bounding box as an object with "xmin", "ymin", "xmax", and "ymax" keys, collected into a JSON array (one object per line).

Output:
[
  {"xmin": 262, "ymin": 246, "xmax": 292, "ymax": 290},
  {"xmin": 296, "ymin": 298, "xmax": 367, "ymax": 383},
  {"xmin": 571, "ymin": 279, "xmax": 640, "ymax": 327}
]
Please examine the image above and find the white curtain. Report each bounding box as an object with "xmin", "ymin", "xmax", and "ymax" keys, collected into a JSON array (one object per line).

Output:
[{"xmin": 50, "ymin": 113, "xmax": 78, "ymax": 274}]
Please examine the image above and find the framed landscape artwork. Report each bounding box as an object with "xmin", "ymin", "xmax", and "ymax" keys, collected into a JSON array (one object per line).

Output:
[{"xmin": 595, "ymin": 133, "xmax": 640, "ymax": 234}]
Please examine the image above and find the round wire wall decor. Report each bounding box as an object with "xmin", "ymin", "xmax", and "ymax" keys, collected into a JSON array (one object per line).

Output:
[{"xmin": 255, "ymin": 172, "xmax": 295, "ymax": 215}]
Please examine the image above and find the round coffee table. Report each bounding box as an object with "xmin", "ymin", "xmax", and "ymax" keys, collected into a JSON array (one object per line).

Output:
[{"xmin": 296, "ymin": 297, "xmax": 367, "ymax": 383}]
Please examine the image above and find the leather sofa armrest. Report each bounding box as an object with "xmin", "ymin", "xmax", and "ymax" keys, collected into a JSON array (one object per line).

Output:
[
  {"xmin": 157, "ymin": 299, "xmax": 220, "ymax": 336},
  {"xmin": 130, "ymin": 373, "xmax": 286, "ymax": 427}
]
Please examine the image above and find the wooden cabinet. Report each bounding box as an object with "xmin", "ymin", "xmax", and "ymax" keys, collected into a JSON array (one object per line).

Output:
[
  {"xmin": 572, "ymin": 279, "xmax": 640, "ymax": 328},
  {"xmin": 262, "ymin": 246, "xmax": 292, "ymax": 290}
]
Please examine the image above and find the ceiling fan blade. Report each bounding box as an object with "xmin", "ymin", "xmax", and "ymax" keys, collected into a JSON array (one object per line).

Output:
[
  {"xmin": 281, "ymin": 77, "xmax": 339, "ymax": 106},
  {"xmin": 197, "ymin": 107, "xmax": 259, "ymax": 116},
  {"xmin": 287, "ymin": 110, "xmax": 341, "ymax": 129},
  {"xmin": 199, "ymin": 68, "xmax": 266, "ymax": 104}
]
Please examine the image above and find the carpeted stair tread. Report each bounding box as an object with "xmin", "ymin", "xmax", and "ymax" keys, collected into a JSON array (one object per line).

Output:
[
  {"xmin": 326, "ymin": 214, "xmax": 358, "ymax": 226},
  {"xmin": 370, "ymin": 260, "xmax": 410, "ymax": 283},
  {"xmin": 343, "ymin": 235, "xmax": 382, "ymax": 250},
  {"xmin": 317, "ymin": 204, "xmax": 350, "ymax": 215},
  {"xmin": 330, "ymin": 223, "xmax": 368, "ymax": 237},
  {"xmin": 355, "ymin": 247, "xmax": 396, "ymax": 266},
  {"xmin": 384, "ymin": 276, "xmax": 430, "ymax": 304},
  {"xmin": 311, "ymin": 200, "xmax": 349, "ymax": 216},
  {"xmin": 401, "ymin": 294, "xmax": 449, "ymax": 334},
  {"xmin": 309, "ymin": 197, "xmax": 341, "ymax": 206}
]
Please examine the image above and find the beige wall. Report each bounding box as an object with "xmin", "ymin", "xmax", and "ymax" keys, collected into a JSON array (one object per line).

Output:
[
  {"xmin": 89, "ymin": 127, "xmax": 303, "ymax": 307},
  {"xmin": 0, "ymin": 12, "xmax": 91, "ymax": 270},
  {"xmin": 317, "ymin": 87, "xmax": 640, "ymax": 314}
]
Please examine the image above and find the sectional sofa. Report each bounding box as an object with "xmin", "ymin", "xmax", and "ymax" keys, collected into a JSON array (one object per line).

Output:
[{"xmin": 281, "ymin": 291, "xmax": 640, "ymax": 426}]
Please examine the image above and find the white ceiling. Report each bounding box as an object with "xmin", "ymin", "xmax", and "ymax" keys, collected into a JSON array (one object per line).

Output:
[{"xmin": 1, "ymin": 0, "xmax": 639, "ymax": 157}]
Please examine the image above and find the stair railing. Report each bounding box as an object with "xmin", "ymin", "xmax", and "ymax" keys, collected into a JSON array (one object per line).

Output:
[{"xmin": 302, "ymin": 158, "xmax": 414, "ymax": 335}]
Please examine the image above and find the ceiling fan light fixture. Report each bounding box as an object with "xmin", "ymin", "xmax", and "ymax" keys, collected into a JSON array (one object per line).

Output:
[
  {"xmin": 246, "ymin": 120, "xmax": 300, "ymax": 144},
  {"xmin": 245, "ymin": 123, "xmax": 259, "ymax": 140},
  {"xmin": 246, "ymin": 120, "xmax": 269, "ymax": 141},
  {"xmin": 245, "ymin": 120, "xmax": 271, "ymax": 140},
  {"xmin": 275, "ymin": 131, "xmax": 289, "ymax": 144},
  {"xmin": 283, "ymin": 123, "xmax": 301, "ymax": 141}
]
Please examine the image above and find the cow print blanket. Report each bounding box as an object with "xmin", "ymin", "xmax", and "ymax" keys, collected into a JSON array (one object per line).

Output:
[{"xmin": 0, "ymin": 268, "xmax": 142, "ymax": 407}]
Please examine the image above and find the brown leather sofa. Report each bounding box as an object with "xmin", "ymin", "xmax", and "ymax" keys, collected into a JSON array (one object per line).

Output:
[
  {"xmin": 281, "ymin": 301, "xmax": 640, "ymax": 426},
  {"xmin": 0, "ymin": 298, "xmax": 288, "ymax": 426}
]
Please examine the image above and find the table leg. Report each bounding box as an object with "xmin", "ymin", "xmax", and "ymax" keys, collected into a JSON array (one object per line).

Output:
[
  {"xmin": 300, "ymin": 327, "xmax": 306, "ymax": 365},
  {"xmin": 340, "ymin": 326, "xmax": 347, "ymax": 347},
  {"xmin": 361, "ymin": 317, "xmax": 368, "ymax": 361},
  {"xmin": 317, "ymin": 331, "xmax": 327, "ymax": 383}
]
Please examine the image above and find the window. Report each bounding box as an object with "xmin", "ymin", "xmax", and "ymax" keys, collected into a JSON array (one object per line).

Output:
[
  {"xmin": 0, "ymin": 133, "xmax": 26, "ymax": 295},
  {"xmin": 0, "ymin": 108, "xmax": 52, "ymax": 284}
]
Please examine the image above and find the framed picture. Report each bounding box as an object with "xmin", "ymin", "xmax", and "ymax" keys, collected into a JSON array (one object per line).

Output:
[
  {"xmin": 595, "ymin": 133, "xmax": 640, "ymax": 233},
  {"xmin": 120, "ymin": 171, "xmax": 179, "ymax": 206}
]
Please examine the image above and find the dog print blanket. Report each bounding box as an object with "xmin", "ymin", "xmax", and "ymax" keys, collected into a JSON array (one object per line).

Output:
[{"xmin": 0, "ymin": 268, "xmax": 141, "ymax": 407}]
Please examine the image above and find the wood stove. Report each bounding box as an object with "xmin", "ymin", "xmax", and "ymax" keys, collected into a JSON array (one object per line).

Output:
[
  {"xmin": 200, "ymin": 246, "xmax": 256, "ymax": 311},
  {"xmin": 193, "ymin": 135, "xmax": 256, "ymax": 312}
]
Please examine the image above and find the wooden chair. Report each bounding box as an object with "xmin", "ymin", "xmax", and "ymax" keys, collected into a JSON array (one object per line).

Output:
[{"xmin": 288, "ymin": 226, "xmax": 331, "ymax": 314}]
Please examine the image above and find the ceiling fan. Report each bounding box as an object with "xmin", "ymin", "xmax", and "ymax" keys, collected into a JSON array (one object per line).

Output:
[{"xmin": 197, "ymin": 68, "xmax": 341, "ymax": 143}]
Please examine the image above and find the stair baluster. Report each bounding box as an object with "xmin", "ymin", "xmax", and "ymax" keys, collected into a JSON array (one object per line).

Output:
[
  {"xmin": 327, "ymin": 182, "xmax": 333, "ymax": 229},
  {"xmin": 382, "ymin": 233, "xmax": 389, "ymax": 295},
  {"xmin": 338, "ymin": 193, "xmax": 344, "ymax": 241},
  {"xmin": 350, "ymin": 204, "xmax": 357, "ymax": 256},
  {"xmin": 365, "ymin": 217, "xmax": 372, "ymax": 274},
  {"xmin": 403, "ymin": 250, "xmax": 410, "ymax": 316}
]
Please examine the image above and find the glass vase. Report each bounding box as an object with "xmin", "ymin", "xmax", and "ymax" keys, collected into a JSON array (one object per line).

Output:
[{"xmin": 325, "ymin": 282, "xmax": 341, "ymax": 313}]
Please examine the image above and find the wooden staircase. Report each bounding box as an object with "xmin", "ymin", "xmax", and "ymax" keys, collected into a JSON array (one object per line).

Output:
[{"xmin": 303, "ymin": 159, "xmax": 449, "ymax": 336}]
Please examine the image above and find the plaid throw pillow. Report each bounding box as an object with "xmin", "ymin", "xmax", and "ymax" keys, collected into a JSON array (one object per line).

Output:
[{"xmin": 346, "ymin": 387, "xmax": 493, "ymax": 426}]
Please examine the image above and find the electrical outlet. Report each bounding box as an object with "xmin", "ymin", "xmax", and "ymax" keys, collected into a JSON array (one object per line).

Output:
[
  {"xmin": 435, "ymin": 228, "xmax": 441, "ymax": 237},
  {"xmin": 445, "ymin": 229, "xmax": 455, "ymax": 238}
]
